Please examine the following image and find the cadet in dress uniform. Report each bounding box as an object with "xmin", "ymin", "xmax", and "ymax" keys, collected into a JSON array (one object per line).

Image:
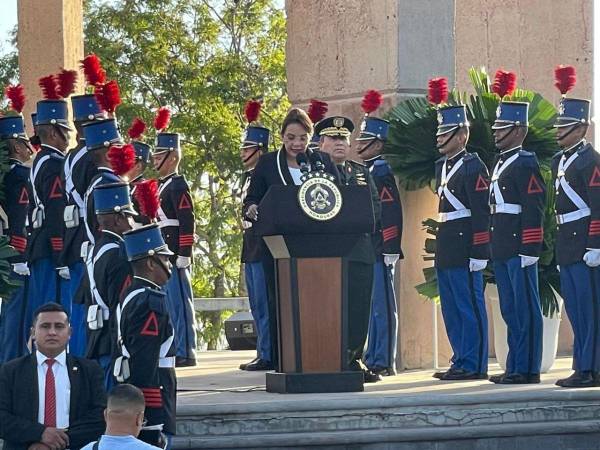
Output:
[
  {"xmin": 316, "ymin": 115, "xmax": 382, "ymax": 383},
  {"xmin": 489, "ymin": 101, "xmax": 546, "ymax": 384},
  {"xmin": 60, "ymin": 93, "xmax": 106, "ymax": 357},
  {"xmin": 25, "ymin": 99, "xmax": 72, "ymax": 339},
  {"xmin": 86, "ymin": 182, "xmax": 135, "ymax": 389},
  {"xmin": 0, "ymin": 114, "xmax": 34, "ymax": 363},
  {"xmin": 152, "ymin": 132, "xmax": 197, "ymax": 366},
  {"xmin": 432, "ymin": 103, "xmax": 490, "ymax": 380},
  {"xmin": 116, "ymin": 224, "xmax": 177, "ymax": 447},
  {"xmin": 238, "ymin": 120, "xmax": 274, "ymax": 371},
  {"xmin": 129, "ymin": 140, "xmax": 153, "ymax": 228},
  {"xmin": 355, "ymin": 99, "xmax": 404, "ymax": 377},
  {"xmin": 551, "ymin": 68, "xmax": 600, "ymax": 387}
]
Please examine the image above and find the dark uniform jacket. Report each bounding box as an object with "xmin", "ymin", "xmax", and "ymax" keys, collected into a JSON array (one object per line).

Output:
[
  {"xmin": 84, "ymin": 167, "xmax": 122, "ymax": 244},
  {"xmin": 241, "ymin": 169, "xmax": 267, "ymax": 263},
  {"xmin": 3, "ymin": 159, "xmax": 31, "ymax": 264},
  {"xmin": 552, "ymin": 141, "xmax": 600, "ymax": 265},
  {"xmin": 368, "ymin": 157, "xmax": 403, "ymax": 259},
  {"xmin": 434, "ymin": 151, "xmax": 491, "ymax": 269},
  {"xmin": 490, "ymin": 148, "xmax": 546, "ymax": 261},
  {"xmin": 60, "ymin": 142, "xmax": 97, "ymax": 267},
  {"xmin": 157, "ymin": 173, "xmax": 195, "ymax": 263},
  {"xmin": 118, "ymin": 277, "xmax": 177, "ymax": 437},
  {"xmin": 28, "ymin": 145, "xmax": 66, "ymax": 265},
  {"xmin": 0, "ymin": 352, "xmax": 106, "ymax": 450},
  {"xmin": 85, "ymin": 230, "xmax": 132, "ymax": 360},
  {"xmin": 130, "ymin": 174, "xmax": 152, "ymax": 228}
]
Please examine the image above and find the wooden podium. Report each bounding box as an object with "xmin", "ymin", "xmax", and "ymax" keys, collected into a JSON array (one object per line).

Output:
[{"xmin": 254, "ymin": 185, "xmax": 375, "ymax": 393}]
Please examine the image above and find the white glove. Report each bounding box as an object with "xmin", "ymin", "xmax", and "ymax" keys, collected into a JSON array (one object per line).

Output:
[
  {"xmin": 176, "ymin": 256, "xmax": 191, "ymax": 269},
  {"xmin": 469, "ymin": 258, "xmax": 488, "ymax": 272},
  {"xmin": 383, "ymin": 254, "xmax": 400, "ymax": 267},
  {"xmin": 583, "ymin": 249, "xmax": 600, "ymax": 267},
  {"xmin": 519, "ymin": 255, "xmax": 539, "ymax": 268},
  {"xmin": 57, "ymin": 266, "xmax": 71, "ymax": 280},
  {"xmin": 12, "ymin": 262, "xmax": 30, "ymax": 276}
]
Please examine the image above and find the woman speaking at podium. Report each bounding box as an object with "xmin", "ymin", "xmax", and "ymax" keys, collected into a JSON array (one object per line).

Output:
[{"xmin": 243, "ymin": 107, "xmax": 339, "ymax": 368}]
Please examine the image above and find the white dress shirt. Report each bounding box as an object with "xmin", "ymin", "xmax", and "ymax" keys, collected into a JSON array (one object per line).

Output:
[
  {"xmin": 289, "ymin": 167, "xmax": 303, "ymax": 186},
  {"xmin": 36, "ymin": 350, "xmax": 71, "ymax": 428}
]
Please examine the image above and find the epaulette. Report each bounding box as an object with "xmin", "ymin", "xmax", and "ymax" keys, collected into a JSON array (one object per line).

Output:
[
  {"xmin": 551, "ymin": 150, "xmax": 563, "ymax": 161},
  {"xmin": 13, "ymin": 164, "xmax": 30, "ymax": 177},
  {"xmin": 49, "ymin": 152, "xmax": 65, "ymax": 161},
  {"xmin": 372, "ymin": 159, "xmax": 391, "ymax": 176},
  {"xmin": 518, "ymin": 149, "xmax": 535, "ymax": 157},
  {"xmin": 574, "ymin": 144, "xmax": 597, "ymax": 169},
  {"xmin": 172, "ymin": 174, "xmax": 191, "ymax": 189},
  {"xmin": 147, "ymin": 289, "xmax": 167, "ymax": 315},
  {"xmin": 463, "ymin": 152, "xmax": 484, "ymax": 174},
  {"xmin": 435, "ymin": 155, "xmax": 446, "ymax": 164}
]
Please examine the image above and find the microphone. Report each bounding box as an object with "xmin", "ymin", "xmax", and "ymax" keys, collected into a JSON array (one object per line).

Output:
[
  {"xmin": 308, "ymin": 151, "xmax": 325, "ymax": 171},
  {"xmin": 296, "ymin": 153, "xmax": 310, "ymax": 174}
]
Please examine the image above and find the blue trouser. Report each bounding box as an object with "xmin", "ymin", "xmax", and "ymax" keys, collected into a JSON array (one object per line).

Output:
[
  {"xmin": 67, "ymin": 261, "xmax": 87, "ymax": 357},
  {"xmin": 436, "ymin": 266, "xmax": 488, "ymax": 373},
  {"xmin": 245, "ymin": 262, "xmax": 271, "ymax": 362},
  {"xmin": 494, "ymin": 256, "xmax": 543, "ymax": 375},
  {"xmin": 25, "ymin": 258, "xmax": 70, "ymax": 347},
  {"xmin": 560, "ymin": 261, "xmax": 600, "ymax": 372},
  {"xmin": 0, "ymin": 272, "xmax": 29, "ymax": 363},
  {"xmin": 365, "ymin": 261, "xmax": 398, "ymax": 369},
  {"xmin": 97, "ymin": 354, "xmax": 115, "ymax": 391},
  {"xmin": 164, "ymin": 267, "xmax": 197, "ymax": 360}
]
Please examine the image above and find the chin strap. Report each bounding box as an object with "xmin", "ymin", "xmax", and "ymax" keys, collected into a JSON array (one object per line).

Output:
[
  {"xmin": 495, "ymin": 126, "xmax": 517, "ymax": 147},
  {"xmin": 155, "ymin": 151, "xmax": 170, "ymax": 173},
  {"xmin": 242, "ymin": 147, "xmax": 260, "ymax": 165},
  {"xmin": 436, "ymin": 128, "xmax": 460, "ymax": 152}
]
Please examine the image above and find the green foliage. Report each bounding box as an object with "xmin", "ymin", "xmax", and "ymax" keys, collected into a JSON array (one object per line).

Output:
[
  {"xmin": 0, "ymin": 26, "xmax": 19, "ymax": 89},
  {"xmin": 0, "ymin": 236, "xmax": 21, "ymax": 298},
  {"xmin": 84, "ymin": 0, "xmax": 289, "ymax": 349}
]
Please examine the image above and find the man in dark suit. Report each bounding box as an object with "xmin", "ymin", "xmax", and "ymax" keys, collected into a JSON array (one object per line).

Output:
[{"xmin": 0, "ymin": 303, "xmax": 106, "ymax": 450}]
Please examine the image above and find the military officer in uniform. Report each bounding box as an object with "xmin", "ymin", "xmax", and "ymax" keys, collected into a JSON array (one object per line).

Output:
[
  {"xmin": 25, "ymin": 98, "xmax": 72, "ymax": 339},
  {"xmin": 129, "ymin": 141, "xmax": 153, "ymax": 227},
  {"xmin": 238, "ymin": 120, "xmax": 274, "ymax": 371},
  {"xmin": 60, "ymin": 93, "xmax": 106, "ymax": 357},
  {"xmin": 432, "ymin": 103, "xmax": 490, "ymax": 380},
  {"xmin": 0, "ymin": 113, "xmax": 34, "ymax": 363},
  {"xmin": 116, "ymin": 223, "xmax": 177, "ymax": 447},
  {"xmin": 489, "ymin": 101, "xmax": 546, "ymax": 384},
  {"xmin": 152, "ymin": 131, "xmax": 197, "ymax": 367},
  {"xmin": 355, "ymin": 98, "xmax": 404, "ymax": 377},
  {"xmin": 551, "ymin": 72, "xmax": 600, "ymax": 387},
  {"xmin": 86, "ymin": 182, "xmax": 135, "ymax": 389},
  {"xmin": 316, "ymin": 115, "xmax": 382, "ymax": 383}
]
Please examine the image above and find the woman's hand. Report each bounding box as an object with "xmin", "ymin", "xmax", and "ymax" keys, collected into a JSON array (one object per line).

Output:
[{"xmin": 246, "ymin": 204, "xmax": 259, "ymax": 221}]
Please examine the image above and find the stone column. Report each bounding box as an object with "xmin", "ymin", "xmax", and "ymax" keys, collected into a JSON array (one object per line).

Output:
[
  {"xmin": 286, "ymin": 0, "xmax": 593, "ymax": 369},
  {"xmin": 17, "ymin": 0, "xmax": 84, "ymax": 132}
]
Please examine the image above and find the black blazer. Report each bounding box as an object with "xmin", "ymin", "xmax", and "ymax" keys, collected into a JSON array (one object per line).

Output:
[{"xmin": 0, "ymin": 353, "xmax": 106, "ymax": 450}]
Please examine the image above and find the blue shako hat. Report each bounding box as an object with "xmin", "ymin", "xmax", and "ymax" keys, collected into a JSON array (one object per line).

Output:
[
  {"xmin": 436, "ymin": 105, "xmax": 469, "ymax": 136},
  {"xmin": 492, "ymin": 101, "xmax": 529, "ymax": 129},
  {"xmin": 554, "ymin": 98, "xmax": 591, "ymax": 128},
  {"xmin": 357, "ymin": 116, "xmax": 389, "ymax": 141},
  {"xmin": 240, "ymin": 126, "xmax": 270, "ymax": 150},
  {"xmin": 123, "ymin": 223, "xmax": 174, "ymax": 261},
  {"xmin": 71, "ymin": 94, "xmax": 105, "ymax": 123},
  {"xmin": 0, "ymin": 115, "xmax": 29, "ymax": 140},
  {"xmin": 133, "ymin": 141, "xmax": 153, "ymax": 165},
  {"xmin": 31, "ymin": 112, "xmax": 37, "ymax": 127},
  {"xmin": 154, "ymin": 132, "xmax": 180, "ymax": 154},
  {"xmin": 36, "ymin": 100, "xmax": 72, "ymax": 130},
  {"xmin": 82, "ymin": 118, "xmax": 123, "ymax": 151},
  {"xmin": 93, "ymin": 182, "xmax": 137, "ymax": 216}
]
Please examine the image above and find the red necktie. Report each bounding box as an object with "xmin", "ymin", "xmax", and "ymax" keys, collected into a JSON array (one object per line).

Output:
[{"xmin": 44, "ymin": 359, "xmax": 56, "ymax": 427}]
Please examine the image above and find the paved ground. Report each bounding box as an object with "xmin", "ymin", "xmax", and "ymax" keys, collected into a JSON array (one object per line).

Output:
[{"xmin": 175, "ymin": 350, "xmax": 582, "ymax": 409}]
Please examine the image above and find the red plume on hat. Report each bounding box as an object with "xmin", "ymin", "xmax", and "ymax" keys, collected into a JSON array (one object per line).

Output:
[
  {"xmin": 5, "ymin": 84, "xmax": 25, "ymax": 113},
  {"xmin": 361, "ymin": 89, "xmax": 384, "ymax": 115},
  {"xmin": 307, "ymin": 99, "xmax": 328, "ymax": 123},
  {"xmin": 134, "ymin": 179, "xmax": 160, "ymax": 221},
  {"xmin": 108, "ymin": 143, "xmax": 136, "ymax": 176},
  {"xmin": 38, "ymin": 75, "xmax": 60, "ymax": 100},
  {"xmin": 427, "ymin": 77, "xmax": 448, "ymax": 106},
  {"xmin": 81, "ymin": 53, "xmax": 106, "ymax": 87},
  {"xmin": 244, "ymin": 100, "xmax": 261, "ymax": 124},
  {"xmin": 94, "ymin": 80, "xmax": 121, "ymax": 113},
  {"xmin": 154, "ymin": 107, "xmax": 171, "ymax": 132},
  {"xmin": 57, "ymin": 69, "xmax": 78, "ymax": 98},
  {"xmin": 492, "ymin": 69, "xmax": 517, "ymax": 98},
  {"xmin": 554, "ymin": 65, "xmax": 576, "ymax": 96},
  {"xmin": 128, "ymin": 117, "xmax": 147, "ymax": 140}
]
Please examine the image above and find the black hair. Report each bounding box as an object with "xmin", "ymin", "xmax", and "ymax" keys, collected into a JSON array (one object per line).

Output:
[
  {"xmin": 107, "ymin": 384, "xmax": 146, "ymax": 411},
  {"xmin": 32, "ymin": 302, "xmax": 69, "ymax": 324}
]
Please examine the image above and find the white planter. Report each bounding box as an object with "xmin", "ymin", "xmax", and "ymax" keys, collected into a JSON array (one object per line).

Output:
[{"xmin": 485, "ymin": 284, "xmax": 562, "ymax": 374}]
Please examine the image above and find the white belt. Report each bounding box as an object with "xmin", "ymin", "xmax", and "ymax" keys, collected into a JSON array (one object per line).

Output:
[
  {"xmin": 438, "ymin": 209, "xmax": 471, "ymax": 222},
  {"xmin": 556, "ymin": 207, "xmax": 591, "ymax": 225},
  {"xmin": 158, "ymin": 219, "xmax": 180, "ymax": 228},
  {"xmin": 490, "ymin": 203, "xmax": 522, "ymax": 214},
  {"xmin": 159, "ymin": 356, "xmax": 176, "ymax": 368}
]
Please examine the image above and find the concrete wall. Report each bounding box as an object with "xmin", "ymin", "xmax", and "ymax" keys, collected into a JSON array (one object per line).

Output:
[
  {"xmin": 17, "ymin": 0, "xmax": 84, "ymax": 133},
  {"xmin": 285, "ymin": 0, "xmax": 593, "ymax": 369}
]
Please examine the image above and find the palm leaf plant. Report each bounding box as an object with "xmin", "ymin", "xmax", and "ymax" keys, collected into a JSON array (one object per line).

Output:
[{"xmin": 387, "ymin": 67, "xmax": 561, "ymax": 317}]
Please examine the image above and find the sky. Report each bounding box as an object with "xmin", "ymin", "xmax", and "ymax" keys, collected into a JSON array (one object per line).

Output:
[{"xmin": 0, "ymin": 0, "xmax": 17, "ymax": 47}]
